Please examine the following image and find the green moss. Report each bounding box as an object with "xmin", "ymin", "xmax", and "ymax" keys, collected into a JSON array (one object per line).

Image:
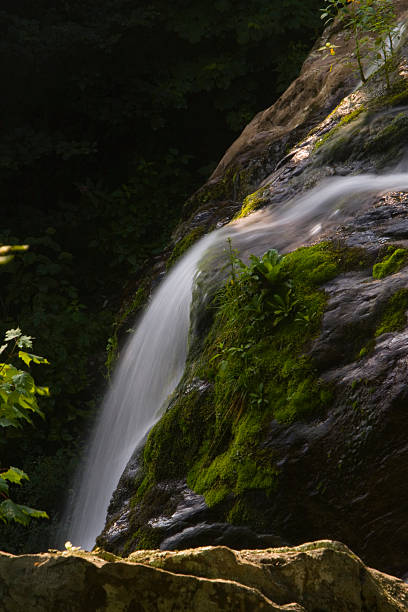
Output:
[
  {"xmin": 93, "ymin": 548, "xmax": 121, "ymax": 562},
  {"xmin": 357, "ymin": 339, "xmax": 375, "ymax": 359},
  {"xmin": 125, "ymin": 526, "xmax": 163, "ymax": 553},
  {"xmin": 135, "ymin": 240, "xmax": 369, "ymax": 513},
  {"xmin": 365, "ymin": 113, "xmax": 408, "ymax": 156},
  {"xmin": 375, "ymin": 289, "xmax": 408, "ymax": 337},
  {"xmin": 136, "ymin": 388, "xmax": 213, "ymax": 496},
  {"xmin": 131, "ymin": 474, "xmax": 152, "ymax": 505},
  {"xmin": 234, "ymin": 187, "xmax": 268, "ymax": 219},
  {"xmin": 183, "ymin": 166, "xmax": 254, "ymax": 219},
  {"xmin": 314, "ymin": 107, "xmax": 366, "ymax": 152},
  {"xmin": 187, "ymin": 412, "xmax": 279, "ymax": 507},
  {"xmin": 372, "ymin": 79, "xmax": 408, "ymax": 109},
  {"xmin": 186, "ymin": 241, "xmax": 365, "ymax": 506},
  {"xmin": 372, "ymin": 247, "xmax": 408, "ymax": 279},
  {"xmin": 166, "ymin": 227, "xmax": 205, "ymax": 270}
]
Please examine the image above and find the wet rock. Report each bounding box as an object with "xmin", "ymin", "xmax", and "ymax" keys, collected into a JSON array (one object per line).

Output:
[
  {"xmin": 161, "ymin": 522, "xmax": 286, "ymax": 551},
  {"xmin": 99, "ymin": 4, "xmax": 408, "ymax": 580}
]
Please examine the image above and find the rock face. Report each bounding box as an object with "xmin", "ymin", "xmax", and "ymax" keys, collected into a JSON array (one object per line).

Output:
[
  {"xmin": 1, "ymin": 541, "xmax": 408, "ymax": 611},
  {"xmin": 98, "ymin": 2, "xmax": 408, "ymax": 583}
]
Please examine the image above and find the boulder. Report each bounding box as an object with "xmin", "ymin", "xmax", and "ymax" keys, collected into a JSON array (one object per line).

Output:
[{"xmin": 1, "ymin": 541, "xmax": 407, "ymax": 611}]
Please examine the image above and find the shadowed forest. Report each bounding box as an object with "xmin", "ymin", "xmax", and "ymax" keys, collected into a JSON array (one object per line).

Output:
[{"xmin": 0, "ymin": 0, "xmax": 323, "ymax": 552}]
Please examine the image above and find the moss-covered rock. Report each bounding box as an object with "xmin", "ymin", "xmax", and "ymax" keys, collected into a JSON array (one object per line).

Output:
[
  {"xmin": 98, "ymin": 12, "xmax": 408, "ymax": 578},
  {"xmin": 373, "ymin": 246, "xmax": 408, "ymax": 279},
  {"xmin": 166, "ymin": 228, "xmax": 205, "ymax": 270},
  {"xmin": 119, "ymin": 241, "xmax": 371, "ymax": 548},
  {"xmin": 375, "ymin": 288, "xmax": 408, "ymax": 336}
]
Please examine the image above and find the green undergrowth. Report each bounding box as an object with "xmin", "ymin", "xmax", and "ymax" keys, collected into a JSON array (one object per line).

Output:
[
  {"xmin": 132, "ymin": 240, "xmax": 369, "ymax": 520},
  {"xmin": 372, "ymin": 246, "xmax": 408, "ymax": 279},
  {"xmin": 166, "ymin": 228, "xmax": 205, "ymax": 270}
]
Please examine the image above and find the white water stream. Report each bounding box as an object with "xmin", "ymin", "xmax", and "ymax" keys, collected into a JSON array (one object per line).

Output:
[{"xmin": 63, "ymin": 170, "xmax": 408, "ymax": 550}]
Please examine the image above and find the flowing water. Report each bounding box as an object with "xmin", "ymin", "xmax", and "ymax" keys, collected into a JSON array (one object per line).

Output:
[
  {"xmin": 61, "ymin": 232, "xmax": 220, "ymax": 550},
  {"xmin": 63, "ymin": 169, "xmax": 408, "ymax": 550}
]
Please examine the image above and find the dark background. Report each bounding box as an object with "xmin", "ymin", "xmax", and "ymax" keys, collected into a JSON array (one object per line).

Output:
[{"xmin": 0, "ymin": 0, "xmax": 323, "ymax": 552}]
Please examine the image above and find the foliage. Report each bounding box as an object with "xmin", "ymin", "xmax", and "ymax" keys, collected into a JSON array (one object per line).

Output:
[
  {"xmin": 105, "ymin": 285, "xmax": 150, "ymax": 376},
  {"xmin": 321, "ymin": 0, "xmax": 397, "ymax": 86},
  {"xmin": 0, "ymin": 234, "xmax": 113, "ymax": 441},
  {"xmin": 0, "ymin": 327, "xmax": 49, "ymax": 526}
]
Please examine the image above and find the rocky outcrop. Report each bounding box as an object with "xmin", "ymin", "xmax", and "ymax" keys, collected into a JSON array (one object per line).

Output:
[
  {"xmin": 178, "ymin": 0, "xmax": 408, "ymax": 236},
  {"xmin": 97, "ymin": 1, "xmax": 408, "ymax": 583},
  {"xmin": 1, "ymin": 541, "xmax": 407, "ymax": 611}
]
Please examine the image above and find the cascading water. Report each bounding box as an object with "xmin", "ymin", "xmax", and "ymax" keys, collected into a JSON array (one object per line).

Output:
[
  {"xmin": 63, "ymin": 169, "xmax": 408, "ymax": 551},
  {"xmin": 61, "ymin": 232, "xmax": 220, "ymax": 551}
]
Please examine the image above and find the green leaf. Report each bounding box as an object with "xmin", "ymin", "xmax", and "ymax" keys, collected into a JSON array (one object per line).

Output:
[
  {"xmin": 18, "ymin": 351, "xmax": 49, "ymax": 367},
  {"xmin": 12, "ymin": 371, "xmax": 35, "ymax": 394},
  {"xmin": 0, "ymin": 477, "xmax": 9, "ymax": 495},
  {"xmin": 17, "ymin": 335, "xmax": 33, "ymax": 349},
  {"xmin": 0, "ymin": 499, "xmax": 48, "ymax": 526},
  {"xmin": 1, "ymin": 467, "xmax": 29, "ymax": 485},
  {"xmin": 4, "ymin": 328, "xmax": 22, "ymax": 342},
  {"xmin": 0, "ymin": 417, "xmax": 17, "ymax": 428}
]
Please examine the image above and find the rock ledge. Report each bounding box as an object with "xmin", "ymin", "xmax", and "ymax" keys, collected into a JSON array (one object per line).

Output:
[{"xmin": 1, "ymin": 540, "xmax": 407, "ymax": 611}]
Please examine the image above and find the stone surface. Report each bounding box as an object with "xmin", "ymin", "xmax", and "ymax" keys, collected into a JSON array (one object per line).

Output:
[
  {"xmin": 99, "ymin": 3, "xmax": 408, "ymax": 581},
  {"xmin": 1, "ymin": 541, "xmax": 408, "ymax": 611},
  {"xmin": 185, "ymin": 2, "xmax": 408, "ymax": 215}
]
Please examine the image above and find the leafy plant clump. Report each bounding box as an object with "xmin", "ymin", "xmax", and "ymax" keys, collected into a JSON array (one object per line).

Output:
[
  {"xmin": 134, "ymin": 240, "xmax": 368, "ymax": 518},
  {"xmin": 0, "ymin": 328, "xmax": 49, "ymax": 526}
]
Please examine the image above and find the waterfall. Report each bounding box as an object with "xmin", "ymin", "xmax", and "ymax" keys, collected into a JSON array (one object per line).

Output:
[
  {"xmin": 61, "ymin": 232, "xmax": 220, "ymax": 551},
  {"xmin": 62, "ymin": 169, "xmax": 408, "ymax": 551}
]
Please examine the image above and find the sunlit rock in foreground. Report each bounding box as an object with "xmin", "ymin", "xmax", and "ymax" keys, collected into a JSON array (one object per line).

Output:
[{"xmin": 1, "ymin": 540, "xmax": 407, "ymax": 611}]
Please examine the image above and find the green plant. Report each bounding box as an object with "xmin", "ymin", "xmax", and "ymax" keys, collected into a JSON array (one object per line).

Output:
[
  {"xmin": 132, "ymin": 241, "xmax": 368, "ymax": 521},
  {"xmin": 321, "ymin": 0, "xmax": 397, "ymax": 87},
  {"xmin": 318, "ymin": 41, "xmax": 340, "ymax": 73},
  {"xmin": 0, "ymin": 328, "xmax": 49, "ymax": 526}
]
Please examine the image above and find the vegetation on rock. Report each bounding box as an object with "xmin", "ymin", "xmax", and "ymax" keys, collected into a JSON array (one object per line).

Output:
[
  {"xmin": 132, "ymin": 240, "xmax": 369, "ymax": 525},
  {"xmin": 373, "ymin": 246, "xmax": 408, "ymax": 279},
  {"xmin": 321, "ymin": 0, "xmax": 397, "ymax": 86}
]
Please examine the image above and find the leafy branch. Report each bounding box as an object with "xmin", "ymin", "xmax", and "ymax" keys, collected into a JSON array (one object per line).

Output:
[{"xmin": 0, "ymin": 327, "xmax": 49, "ymax": 526}]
